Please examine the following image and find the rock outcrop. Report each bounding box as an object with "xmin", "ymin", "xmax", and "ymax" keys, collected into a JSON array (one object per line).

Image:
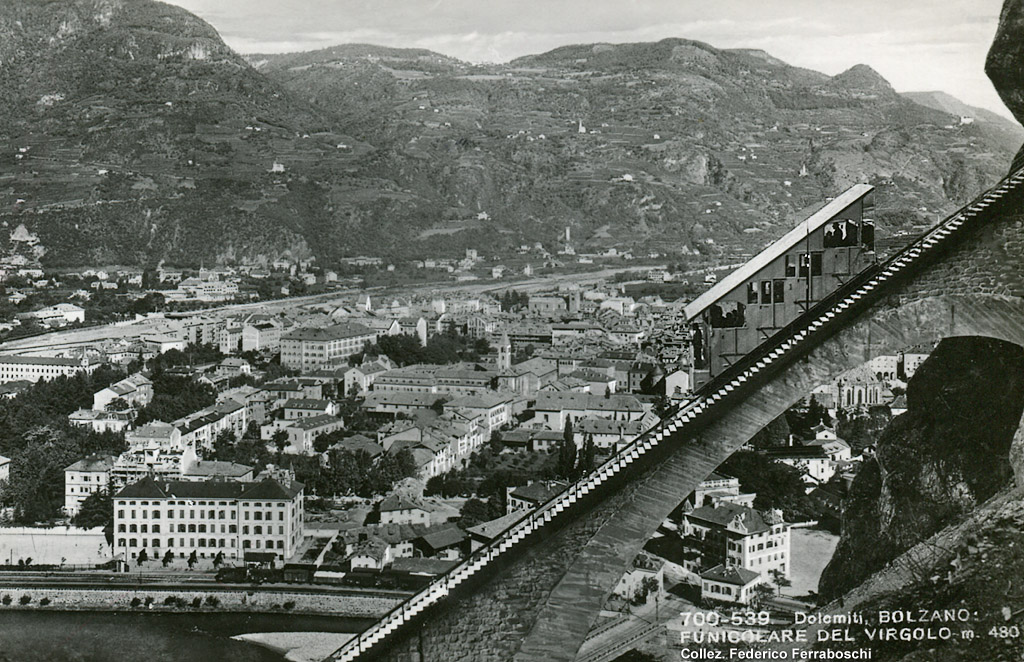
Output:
[
  {"xmin": 819, "ymin": 337, "xmax": 1024, "ymax": 601},
  {"xmin": 987, "ymin": 0, "xmax": 1024, "ymax": 170}
]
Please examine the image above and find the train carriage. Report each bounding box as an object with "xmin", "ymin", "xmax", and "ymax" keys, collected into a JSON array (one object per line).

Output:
[{"xmin": 685, "ymin": 184, "xmax": 877, "ymax": 386}]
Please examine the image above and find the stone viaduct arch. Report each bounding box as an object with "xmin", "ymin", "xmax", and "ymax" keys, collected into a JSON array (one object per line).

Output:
[{"xmin": 338, "ymin": 176, "xmax": 1024, "ymax": 662}]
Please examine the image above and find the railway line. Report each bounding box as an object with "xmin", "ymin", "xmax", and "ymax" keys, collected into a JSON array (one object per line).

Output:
[{"xmin": 0, "ymin": 571, "xmax": 412, "ymax": 599}]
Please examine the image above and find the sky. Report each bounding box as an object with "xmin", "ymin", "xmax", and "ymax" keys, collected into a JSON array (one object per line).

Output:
[{"xmin": 167, "ymin": 0, "xmax": 1014, "ymax": 119}]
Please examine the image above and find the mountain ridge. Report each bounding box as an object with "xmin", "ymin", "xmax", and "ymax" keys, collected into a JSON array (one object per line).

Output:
[{"xmin": 0, "ymin": 0, "xmax": 1019, "ymax": 268}]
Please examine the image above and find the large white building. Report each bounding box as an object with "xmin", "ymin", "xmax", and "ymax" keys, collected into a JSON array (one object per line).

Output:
[
  {"xmin": 113, "ymin": 475, "xmax": 305, "ymax": 562},
  {"xmin": 0, "ymin": 355, "xmax": 99, "ymax": 383},
  {"xmin": 169, "ymin": 277, "xmax": 240, "ymax": 302},
  {"xmin": 901, "ymin": 351, "xmax": 930, "ymax": 379},
  {"xmin": 443, "ymin": 393, "xmax": 513, "ymax": 435},
  {"xmin": 261, "ymin": 414, "xmax": 344, "ymax": 455},
  {"xmin": 868, "ymin": 355, "xmax": 899, "ymax": 381},
  {"xmin": 280, "ymin": 323, "xmax": 377, "ymax": 372},
  {"xmin": 684, "ymin": 503, "xmax": 791, "ymax": 581},
  {"xmin": 173, "ymin": 398, "xmax": 248, "ymax": 452},
  {"xmin": 531, "ymin": 392, "xmax": 647, "ymax": 430},
  {"xmin": 93, "ymin": 373, "xmax": 153, "ymax": 411},
  {"xmin": 372, "ymin": 364, "xmax": 498, "ymax": 397},
  {"xmin": 699, "ymin": 565, "xmax": 764, "ymax": 605},
  {"xmin": 33, "ymin": 303, "xmax": 85, "ymax": 327},
  {"xmin": 68, "ymin": 409, "xmax": 132, "ymax": 434},
  {"xmin": 764, "ymin": 426, "xmax": 852, "ymax": 486}
]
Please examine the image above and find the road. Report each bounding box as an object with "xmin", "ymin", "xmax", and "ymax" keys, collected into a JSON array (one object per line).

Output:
[{"xmin": 575, "ymin": 591, "xmax": 690, "ymax": 662}]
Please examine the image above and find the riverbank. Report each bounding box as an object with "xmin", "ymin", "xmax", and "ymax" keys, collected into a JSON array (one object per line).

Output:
[
  {"xmin": 0, "ymin": 584, "xmax": 402, "ymax": 617},
  {"xmin": 235, "ymin": 632, "xmax": 357, "ymax": 662},
  {"xmin": 0, "ymin": 610, "xmax": 372, "ymax": 662}
]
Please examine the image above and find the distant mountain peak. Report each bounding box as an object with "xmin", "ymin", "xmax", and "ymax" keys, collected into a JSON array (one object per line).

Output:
[
  {"xmin": 832, "ymin": 64, "xmax": 895, "ymax": 94},
  {"xmin": 510, "ymin": 37, "xmax": 723, "ymax": 70},
  {"xmin": 0, "ymin": 0, "xmax": 241, "ymax": 69},
  {"xmin": 902, "ymin": 90, "xmax": 1024, "ymax": 144}
]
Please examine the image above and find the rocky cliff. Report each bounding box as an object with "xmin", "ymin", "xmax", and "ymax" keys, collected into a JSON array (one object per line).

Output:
[{"xmin": 819, "ymin": 337, "xmax": 1024, "ymax": 601}]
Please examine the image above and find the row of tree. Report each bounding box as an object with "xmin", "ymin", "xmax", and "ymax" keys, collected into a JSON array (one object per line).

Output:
[
  {"xmin": 354, "ymin": 331, "xmax": 490, "ymax": 368},
  {"xmin": 3, "ymin": 424, "xmax": 125, "ymax": 524},
  {"xmin": 498, "ymin": 290, "xmax": 530, "ymax": 312},
  {"xmin": 556, "ymin": 420, "xmax": 597, "ymax": 481},
  {"xmin": 208, "ymin": 424, "xmax": 419, "ymax": 499},
  {"xmin": 0, "ymin": 366, "xmax": 133, "ymax": 524}
]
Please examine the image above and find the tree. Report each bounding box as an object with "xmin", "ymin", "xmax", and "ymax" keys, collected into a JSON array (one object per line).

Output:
[
  {"xmin": 5, "ymin": 427, "xmax": 81, "ymax": 523},
  {"xmin": 750, "ymin": 415, "xmax": 792, "ymax": 449},
  {"xmin": 105, "ymin": 398, "xmax": 130, "ymax": 413},
  {"xmin": 769, "ymin": 568, "xmax": 792, "ymax": 596},
  {"xmin": 488, "ymin": 431, "xmax": 504, "ymax": 454},
  {"xmin": 213, "ymin": 429, "xmax": 236, "ymax": 459},
  {"xmin": 213, "ymin": 551, "xmax": 224, "ymax": 568},
  {"xmin": 425, "ymin": 471, "xmax": 471, "ymax": 497},
  {"xmin": 73, "ymin": 488, "xmax": 112, "ymax": 529},
  {"xmin": 751, "ymin": 582, "xmax": 776, "ymax": 610},
  {"xmin": 271, "ymin": 430, "xmax": 290, "ymax": 457},
  {"xmin": 557, "ymin": 419, "xmax": 577, "ymax": 479},
  {"xmin": 187, "ymin": 550, "xmax": 197, "ymax": 569},
  {"xmin": 322, "ymin": 448, "xmax": 375, "ymax": 496},
  {"xmin": 720, "ymin": 450, "xmax": 813, "ymax": 518},
  {"xmin": 162, "ymin": 549, "xmax": 174, "ymax": 567},
  {"xmin": 137, "ymin": 548, "xmax": 149, "ymax": 565},
  {"xmin": 577, "ymin": 433, "xmax": 596, "ymax": 477},
  {"xmin": 836, "ymin": 406, "xmax": 892, "ymax": 454},
  {"xmin": 313, "ymin": 434, "xmax": 333, "ymax": 455},
  {"xmin": 134, "ymin": 375, "xmax": 216, "ymax": 426},
  {"xmin": 222, "ymin": 436, "xmax": 274, "ymax": 470},
  {"xmin": 500, "ymin": 290, "xmax": 530, "ymax": 312},
  {"xmin": 364, "ymin": 448, "xmax": 418, "ymax": 496},
  {"xmin": 633, "ymin": 575, "xmax": 661, "ymax": 604},
  {"xmin": 243, "ymin": 421, "xmax": 261, "ymax": 440},
  {"xmin": 806, "ymin": 395, "xmax": 832, "ymax": 429},
  {"xmin": 72, "ymin": 489, "xmax": 113, "ymax": 544},
  {"xmin": 459, "ymin": 497, "xmax": 493, "ymax": 528}
]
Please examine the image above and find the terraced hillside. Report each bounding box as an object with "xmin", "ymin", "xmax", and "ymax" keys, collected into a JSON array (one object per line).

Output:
[{"xmin": 0, "ymin": 0, "xmax": 1020, "ymax": 268}]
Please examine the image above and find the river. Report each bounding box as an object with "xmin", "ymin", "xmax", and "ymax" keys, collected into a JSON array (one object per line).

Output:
[{"xmin": 0, "ymin": 611, "xmax": 373, "ymax": 662}]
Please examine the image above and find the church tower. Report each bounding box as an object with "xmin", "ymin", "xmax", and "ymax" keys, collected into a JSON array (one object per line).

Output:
[{"xmin": 498, "ymin": 333, "xmax": 512, "ymax": 371}]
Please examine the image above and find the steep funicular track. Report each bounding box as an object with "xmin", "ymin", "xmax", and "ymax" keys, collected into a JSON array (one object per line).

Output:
[{"xmin": 330, "ymin": 167, "xmax": 1024, "ymax": 661}]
